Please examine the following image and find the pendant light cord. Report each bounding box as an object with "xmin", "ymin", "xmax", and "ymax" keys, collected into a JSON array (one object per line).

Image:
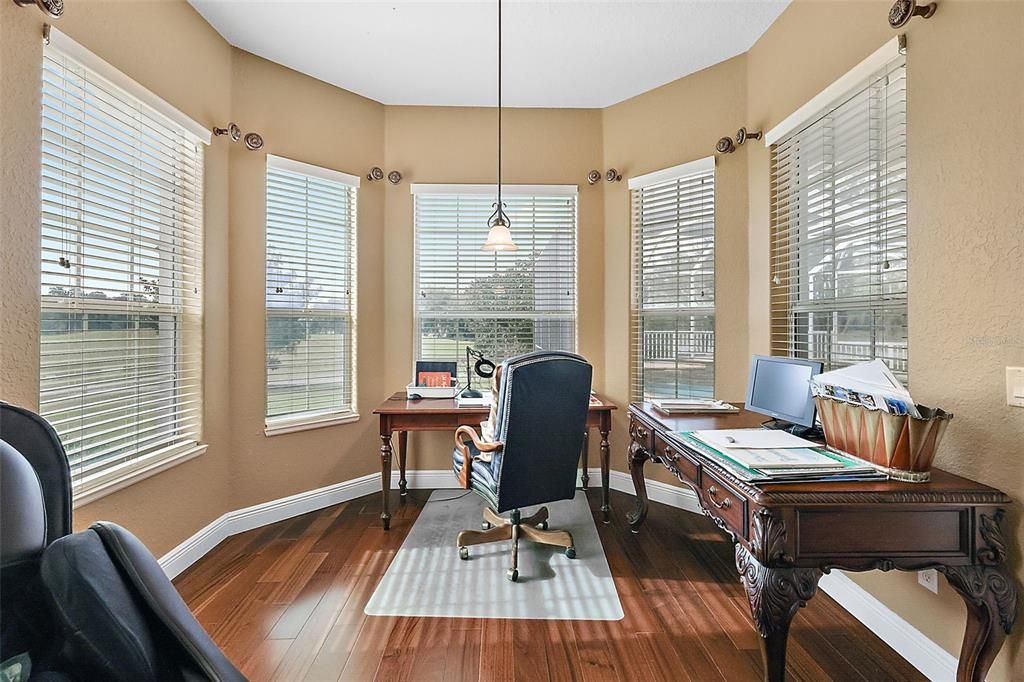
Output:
[{"xmin": 496, "ymin": 0, "xmax": 502, "ymax": 210}]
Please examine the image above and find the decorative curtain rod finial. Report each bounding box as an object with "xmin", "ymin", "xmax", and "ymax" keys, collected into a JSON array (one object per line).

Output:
[
  {"xmin": 606, "ymin": 169, "xmax": 622, "ymax": 182},
  {"xmin": 14, "ymin": 0, "xmax": 63, "ymax": 19},
  {"xmin": 735, "ymin": 127, "xmax": 762, "ymax": 145},
  {"xmin": 243, "ymin": 132, "xmax": 264, "ymax": 152},
  {"xmin": 213, "ymin": 123, "xmax": 241, "ymax": 142},
  {"xmin": 716, "ymin": 136, "xmax": 736, "ymax": 154},
  {"xmin": 888, "ymin": 0, "xmax": 937, "ymax": 29},
  {"xmin": 587, "ymin": 170, "xmax": 601, "ymax": 185}
]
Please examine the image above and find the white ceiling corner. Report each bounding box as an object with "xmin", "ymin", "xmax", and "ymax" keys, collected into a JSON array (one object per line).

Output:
[{"xmin": 188, "ymin": 0, "xmax": 790, "ymax": 108}]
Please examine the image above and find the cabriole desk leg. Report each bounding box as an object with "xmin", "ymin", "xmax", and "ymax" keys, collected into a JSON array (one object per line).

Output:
[
  {"xmin": 735, "ymin": 544, "xmax": 822, "ymax": 682},
  {"xmin": 940, "ymin": 563, "xmax": 1018, "ymax": 681},
  {"xmin": 625, "ymin": 440, "xmax": 648, "ymax": 532}
]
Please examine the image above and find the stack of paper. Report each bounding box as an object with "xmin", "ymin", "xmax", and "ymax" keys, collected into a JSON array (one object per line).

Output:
[
  {"xmin": 691, "ymin": 429, "xmax": 841, "ymax": 471},
  {"xmin": 810, "ymin": 360, "xmax": 919, "ymax": 417},
  {"xmin": 652, "ymin": 399, "xmax": 739, "ymax": 415},
  {"xmin": 673, "ymin": 431, "xmax": 884, "ymax": 483}
]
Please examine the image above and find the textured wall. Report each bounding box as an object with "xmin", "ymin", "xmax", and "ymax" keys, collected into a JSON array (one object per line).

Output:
[
  {"xmin": 226, "ymin": 50, "xmax": 387, "ymax": 509},
  {"xmin": 0, "ymin": 2, "xmax": 43, "ymax": 410},
  {"xmin": 0, "ymin": 0, "xmax": 236, "ymax": 557}
]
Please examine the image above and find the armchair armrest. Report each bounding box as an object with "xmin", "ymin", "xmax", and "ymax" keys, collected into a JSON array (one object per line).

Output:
[{"xmin": 454, "ymin": 426, "xmax": 503, "ymax": 489}]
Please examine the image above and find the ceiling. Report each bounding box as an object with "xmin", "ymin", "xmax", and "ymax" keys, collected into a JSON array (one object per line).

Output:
[{"xmin": 189, "ymin": 1, "xmax": 790, "ymax": 108}]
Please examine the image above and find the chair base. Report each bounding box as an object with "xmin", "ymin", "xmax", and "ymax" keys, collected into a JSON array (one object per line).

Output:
[{"xmin": 457, "ymin": 506, "xmax": 575, "ymax": 581}]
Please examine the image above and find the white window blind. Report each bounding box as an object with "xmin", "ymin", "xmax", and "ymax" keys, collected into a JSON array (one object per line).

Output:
[
  {"xmin": 265, "ymin": 156, "xmax": 358, "ymax": 429},
  {"xmin": 413, "ymin": 187, "xmax": 577, "ymax": 374},
  {"xmin": 39, "ymin": 44, "xmax": 205, "ymax": 497},
  {"xmin": 770, "ymin": 54, "xmax": 908, "ymax": 381},
  {"xmin": 630, "ymin": 160, "xmax": 716, "ymax": 401}
]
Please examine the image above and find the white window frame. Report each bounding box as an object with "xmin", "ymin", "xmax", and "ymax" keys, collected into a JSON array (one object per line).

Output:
[
  {"xmin": 767, "ymin": 38, "xmax": 908, "ymax": 380},
  {"xmin": 410, "ymin": 183, "xmax": 579, "ymax": 376},
  {"xmin": 38, "ymin": 30, "xmax": 209, "ymax": 506},
  {"xmin": 629, "ymin": 156, "xmax": 717, "ymax": 402},
  {"xmin": 264, "ymin": 155, "xmax": 360, "ymax": 436}
]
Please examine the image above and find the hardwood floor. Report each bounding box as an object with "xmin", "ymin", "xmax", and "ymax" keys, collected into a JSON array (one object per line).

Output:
[{"xmin": 173, "ymin": 489, "xmax": 926, "ymax": 682}]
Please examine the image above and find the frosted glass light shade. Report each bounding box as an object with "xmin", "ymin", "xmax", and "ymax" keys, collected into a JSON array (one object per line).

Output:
[{"xmin": 482, "ymin": 223, "xmax": 518, "ymax": 251}]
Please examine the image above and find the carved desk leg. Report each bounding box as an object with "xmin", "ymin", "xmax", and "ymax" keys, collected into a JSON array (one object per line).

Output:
[
  {"xmin": 599, "ymin": 420, "xmax": 611, "ymax": 523},
  {"xmin": 580, "ymin": 431, "xmax": 590, "ymax": 490},
  {"xmin": 626, "ymin": 441, "xmax": 650, "ymax": 533},
  {"xmin": 379, "ymin": 429, "xmax": 393, "ymax": 531},
  {"xmin": 735, "ymin": 544, "xmax": 822, "ymax": 682},
  {"xmin": 940, "ymin": 565, "xmax": 1018, "ymax": 682},
  {"xmin": 397, "ymin": 430, "xmax": 408, "ymax": 498}
]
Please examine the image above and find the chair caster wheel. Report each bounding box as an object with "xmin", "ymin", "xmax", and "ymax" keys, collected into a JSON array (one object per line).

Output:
[
  {"xmin": 459, "ymin": 546, "xmax": 469, "ymax": 560},
  {"xmin": 482, "ymin": 521, "xmax": 492, "ymax": 530},
  {"xmin": 565, "ymin": 547, "xmax": 576, "ymax": 559},
  {"xmin": 538, "ymin": 521, "xmax": 548, "ymax": 530},
  {"xmin": 507, "ymin": 568, "xmax": 519, "ymax": 582}
]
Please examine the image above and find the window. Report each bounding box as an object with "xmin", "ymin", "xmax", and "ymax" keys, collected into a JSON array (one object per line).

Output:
[
  {"xmin": 629, "ymin": 157, "xmax": 716, "ymax": 401},
  {"xmin": 265, "ymin": 156, "xmax": 358, "ymax": 434},
  {"xmin": 769, "ymin": 49, "xmax": 907, "ymax": 381},
  {"xmin": 39, "ymin": 34, "xmax": 207, "ymax": 500},
  {"xmin": 413, "ymin": 185, "xmax": 577, "ymax": 374}
]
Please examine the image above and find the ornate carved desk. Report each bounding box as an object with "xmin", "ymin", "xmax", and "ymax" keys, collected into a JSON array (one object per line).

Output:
[
  {"xmin": 626, "ymin": 402, "xmax": 1017, "ymax": 682},
  {"xmin": 373, "ymin": 393, "xmax": 615, "ymax": 530}
]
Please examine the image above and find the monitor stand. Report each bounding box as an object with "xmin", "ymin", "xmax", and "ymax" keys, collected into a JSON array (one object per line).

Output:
[{"xmin": 761, "ymin": 418, "xmax": 823, "ymax": 440}]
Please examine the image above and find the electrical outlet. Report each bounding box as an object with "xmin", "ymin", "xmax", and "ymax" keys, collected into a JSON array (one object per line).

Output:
[
  {"xmin": 1007, "ymin": 367, "xmax": 1024, "ymax": 408},
  {"xmin": 918, "ymin": 569, "xmax": 939, "ymax": 594}
]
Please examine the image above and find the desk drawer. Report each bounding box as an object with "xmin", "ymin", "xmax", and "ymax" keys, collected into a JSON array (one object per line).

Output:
[
  {"xmin": 654, "ymin": 433, "xmax": 699, "ymax": 486},
  {"xmin": 629, "ymin": 417, "xmax": 654, "ymax": 452},
  {"xmin": 701, "ymin": 471, "xmax": 747, "ymax": 537}
]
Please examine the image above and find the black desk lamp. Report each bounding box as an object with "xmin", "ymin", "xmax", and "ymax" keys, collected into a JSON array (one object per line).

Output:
[{"xmin": 461, "ymin": 347, "xmax": 496, "ymax": 399}]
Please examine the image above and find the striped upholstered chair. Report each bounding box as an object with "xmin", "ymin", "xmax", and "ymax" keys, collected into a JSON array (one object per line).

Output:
[{"xmin": 452, "ymin": 351, "xmax": 592, "ymax": 581}]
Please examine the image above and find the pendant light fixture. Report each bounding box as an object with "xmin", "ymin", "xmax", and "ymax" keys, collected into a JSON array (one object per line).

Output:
[{"xmin": 482, "ymin": 0, "xmax": 518, "ymax": 252}]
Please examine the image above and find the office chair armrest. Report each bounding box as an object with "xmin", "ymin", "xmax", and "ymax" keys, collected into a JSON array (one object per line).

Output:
[{"xmin": 454, "ymin": 426, "xmax": 503, "ymax": 489}]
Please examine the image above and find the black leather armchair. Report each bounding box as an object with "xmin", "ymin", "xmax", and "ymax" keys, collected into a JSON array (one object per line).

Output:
[
  {"xmin": 452, "ymin": 351, "xmax": 593, "ymax": 581},
  {"xmin": 0, "ymin": 402, "xmax": 245, "ymax": 681}
]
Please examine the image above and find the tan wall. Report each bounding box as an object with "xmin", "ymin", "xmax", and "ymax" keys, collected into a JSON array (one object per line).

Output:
[
  {"xmin": 383, "ymin": 106, "xmax": 605, "ymax": 470},
  {"xmin": 601, "ymin": 54, "xmax": 750, "ymax": 488},
  {"xmin": 744, "ymin": 0, "xmax": 1024, "ymax": 676},
  {"xmin": 226, "ymin": 50, "xmax": 387, "ymax": 509},
  {"xmin": 0, "ymin": 0, "xmax": 236, "ymax": 557}
]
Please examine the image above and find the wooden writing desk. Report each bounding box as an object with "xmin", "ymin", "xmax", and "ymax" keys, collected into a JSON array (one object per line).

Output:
[
  {"xmin": 373, "ymin": 392, "xmax": 616, "ymax": 530},
  {"xmin": 626, "ymin": 402, "xmax": 1017, "ymax": 682}
]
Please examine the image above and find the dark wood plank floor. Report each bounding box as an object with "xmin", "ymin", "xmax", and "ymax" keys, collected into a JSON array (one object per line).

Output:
[{"xmin": 173, "ymin": 489, "xmax": 925, "ymax": 682}]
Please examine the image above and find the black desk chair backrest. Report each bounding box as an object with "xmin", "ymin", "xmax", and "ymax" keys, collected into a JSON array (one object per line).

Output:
[
  {"xmin": 0, "ymin": 402, "xmax": 245, "ymax": 681},
  {"xmin": 492, "ymin": 351, "xmax": 593, "ymax": 513}
]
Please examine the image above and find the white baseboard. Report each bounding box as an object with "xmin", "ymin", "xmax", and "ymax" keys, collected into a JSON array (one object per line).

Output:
[
  {"xmin": 818, "ymin": 572, "xmax": 958, "ymax": 681},
  {"xmin": 160, "ymin": 466, "xmax": 955, "ymax": 681},
  {"xmin": 159, "ymin": 473, "xmax": 378, "ymax": 579}
]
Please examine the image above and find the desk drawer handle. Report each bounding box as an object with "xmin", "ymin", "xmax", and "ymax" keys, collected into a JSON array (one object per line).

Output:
[{"xmin": 707, "ymin": 485, "xmax": 732, "ymax": 510}]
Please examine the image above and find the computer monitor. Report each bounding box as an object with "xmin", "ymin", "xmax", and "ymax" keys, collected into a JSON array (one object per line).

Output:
[{"xmin": 744, "ymin": 355, "xmax": 823, "ymax": 428}]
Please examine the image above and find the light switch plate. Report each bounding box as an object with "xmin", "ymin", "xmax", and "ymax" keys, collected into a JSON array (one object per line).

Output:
[{"xmin": 1007, "ymin": 367, "xmax": 1024, "ymax": 408}]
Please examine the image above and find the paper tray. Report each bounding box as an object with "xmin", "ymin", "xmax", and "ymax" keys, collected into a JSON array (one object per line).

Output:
[{"xmin": 814, "ymin": 396, "xmax": 953, "ymax": 482}]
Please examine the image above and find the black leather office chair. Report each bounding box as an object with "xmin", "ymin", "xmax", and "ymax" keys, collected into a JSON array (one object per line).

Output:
[
  {"xmin": 0, "ymin": 402, "xmax": 245, "ymax": 681},
  {"xmin": 452, "ymin": 351, "xmax": 592, "ymax": 581}
]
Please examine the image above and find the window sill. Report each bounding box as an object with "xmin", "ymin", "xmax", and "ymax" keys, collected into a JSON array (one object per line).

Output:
[
  {"xmin": 72, "ymin": 443, "xmax": 209, "ymax": 509},
  {"xmin": 264, "ymin": 412, "xmax": 360, "ymax": 437}
]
